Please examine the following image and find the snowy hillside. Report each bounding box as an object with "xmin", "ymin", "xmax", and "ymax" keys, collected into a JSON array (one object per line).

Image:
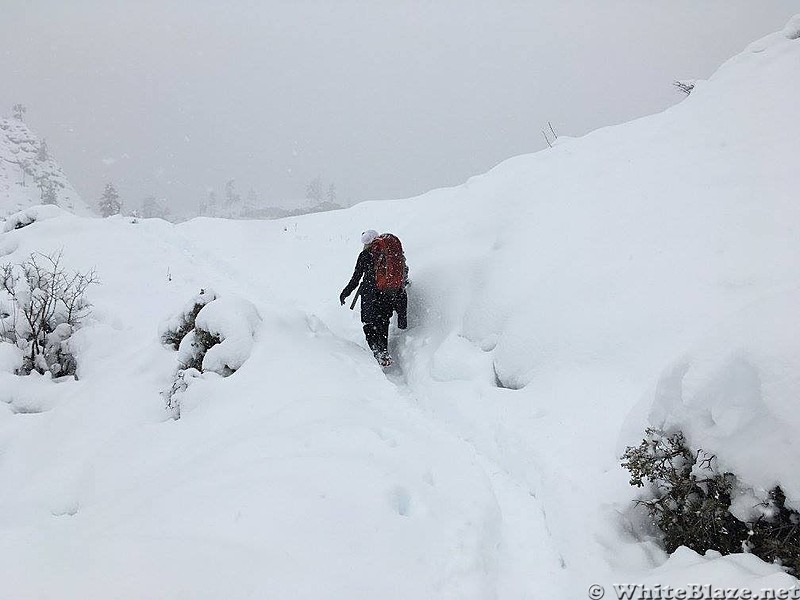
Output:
[
  {"xmin": 1, "ymin": 16, "xmax": 799, "ymax": 599},
  {"xmin": 0, "ymin": 117, "xmax": 92, "ymax": 218}
]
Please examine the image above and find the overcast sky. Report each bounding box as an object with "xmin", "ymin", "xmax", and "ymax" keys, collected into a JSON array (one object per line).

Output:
[{"xmin": 1, "ymin": 1, "xmax": 797, "ymax": 213}]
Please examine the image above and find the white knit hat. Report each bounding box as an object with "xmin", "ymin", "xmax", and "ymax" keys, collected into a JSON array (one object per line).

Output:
[{"xmin": 361, "ymin": 229, "xmax": 379, "ymax": 245}]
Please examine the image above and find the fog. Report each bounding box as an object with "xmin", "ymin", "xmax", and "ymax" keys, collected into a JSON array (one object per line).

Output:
[{"xmin": 1, "ymin": 1, "xmax": 796, "ymax": 215}]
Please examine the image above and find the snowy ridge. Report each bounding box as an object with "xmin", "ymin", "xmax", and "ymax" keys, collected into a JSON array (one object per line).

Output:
[
  {"xmin": 0, "ymin": 16, "xmax": 799, "ymax": 599},
  {"xmin": 0, "ymin": 117, "xmax": 92, "ymax": 218}
]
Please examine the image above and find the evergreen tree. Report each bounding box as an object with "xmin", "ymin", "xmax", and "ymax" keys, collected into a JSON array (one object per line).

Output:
[
  {"xmin": 98, "ymin": 183, "xmax": 122, "ymax": 217},
  {"xmin": 141, "ymin": 195, "xmax": 170, "ymax": 219},
  {"xmin": 224, "ymin": 179, "xmax": 241, "ymax": 217},
  {"xmin": 41, "ymin": 181, "xmax": 58, "ymax": 205},
  {"xmin": 327, "ymin": 183, "xmax": 337, "ymax": 204},
  {"xmin": 205, "ymin": 191, "xmax": 218, "ymax": 217},
  {"xmin": 244, "ymin": 188, "xmax": 259, "ymax": 215},
  {"xmin": 36, "ymin": 139, "xmax": 49, "ymax": 162},
  {"xmin": 11, "ymin": 103, "xmax": 26, "ymax": 121},
  {"xmin": 19, "ymin": 159, "xmax": 33, "ymax": 187},
  {"xmin": 35, "ymin": 173, "xmax": 57, "ymax": 205},
  {"xmin": 306, "ymin": 176, "xmax": 324, "ymax": 203}
]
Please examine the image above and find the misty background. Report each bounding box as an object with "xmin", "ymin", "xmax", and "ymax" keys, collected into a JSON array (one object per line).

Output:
[{"xmin": 1, "ymin": 1, "xmax": 797, "ymax": 218}]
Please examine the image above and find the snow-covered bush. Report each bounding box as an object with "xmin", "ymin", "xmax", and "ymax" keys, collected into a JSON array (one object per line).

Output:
[
  {"xmin": 176, "ymin": 327, "xmax": 222, "ymax": 372},
  {"xmin": 163, "ymin": 367, "xmax": 202, "ymax": 419},
  {"xmin": 622, "ymin": 428, "xmax": 800, "ymax": 575},
  {"xmin": 162, "ymin": 290, "xmax": 260, "ymax": 377},
  {"xmin": 673, "ymin": 79, "xmax": 696, "ymax": 95},
  {"xmin": 0, "ymin": 251, "xmax": 97, "ymax": 376},
  {"xmin": 161, "ymin": 291, "xmax": 261, "ymax": 417},
  {"xmin": 191, "ymin": 296, "xmax": 261, "ymax": 376},
  {"xmin": 160, "ymin": 288, "xmax": 217, "ymax": 350}
]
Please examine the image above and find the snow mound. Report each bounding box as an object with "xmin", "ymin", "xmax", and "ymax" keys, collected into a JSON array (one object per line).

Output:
[
  {"xmin": 2, "ymin": 204, "xmax": 73, "ymax": 233},
  {"xmin": 0, "ymin": 341, "xmax": 23, "ymax": 374},
  {"xmin": 637, "ymin": 289, "xmax": 800, "ymax": 505},
  {"xmin": 637, "ymin": 546, "xmax": 797, "ymax": 594}
]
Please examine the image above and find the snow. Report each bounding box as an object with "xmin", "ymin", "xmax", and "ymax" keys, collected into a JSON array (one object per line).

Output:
[
  {"xmin": 0, "ymin": 341, "xmax": 23, "ymax": 373},
  {"xmin": 0, "ymin": 15, "xmax": 798, "ymax": 599}
]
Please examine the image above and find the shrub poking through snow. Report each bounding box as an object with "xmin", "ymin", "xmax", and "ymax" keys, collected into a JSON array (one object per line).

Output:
[
  {"xmin": 0, "ymin": 251, "xmax": 97, "ymax": 376},
  {"xmin": 163, "ymin": 367, "xmax": 201, "ymax": 419},
  {"xmin": 162, "ymin": 291, "xmax": 261, "ymax": 417},
  {"xmin": 190, "ymin": 296, "xmax": 261, "ymax": 376},
  {"xmin": 160, "ymin": 288, "xmax": 217, "ymax": 350},
  {"xmin": 622, "ymin": 428, "xmax": 800, "ymax": 574},
  {"xmin": 177, "ymin": 327, "xmax": 223, "ymax": 372},
  {"xmin": 673, "ymin": 79, "xmax": 696, "ymax": 95}
]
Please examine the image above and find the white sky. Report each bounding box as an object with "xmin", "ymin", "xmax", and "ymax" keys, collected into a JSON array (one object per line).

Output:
[{"xmin": 1, "ymin": 1, "xmax": 797, "ymax": 212}]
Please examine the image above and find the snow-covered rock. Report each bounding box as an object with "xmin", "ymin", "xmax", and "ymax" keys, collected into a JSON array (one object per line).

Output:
[{"xmin": 0, "ymin": 117, "xmax": 92, "ymax": 217}]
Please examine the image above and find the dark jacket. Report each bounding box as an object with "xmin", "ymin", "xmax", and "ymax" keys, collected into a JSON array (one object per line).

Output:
[{"xmin": 342, "ymin": 247, "xmax": 406, "ymax": 325}]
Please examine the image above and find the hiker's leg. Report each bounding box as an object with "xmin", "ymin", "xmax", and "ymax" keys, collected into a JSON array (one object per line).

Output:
[
  {"xmin": 396, "ymin": 289, "xmax": 408, "ymax": 329},
  {"xmin": 375, "ymin": 299, "xmax": 392, "ymax": 353},
  {"xmin": 377, "ymin": 316, "xmax": 389, "ymax": 353},
  {"xmin": 363, "ymin": 323, "xmax": 381, "ymax": 355}
]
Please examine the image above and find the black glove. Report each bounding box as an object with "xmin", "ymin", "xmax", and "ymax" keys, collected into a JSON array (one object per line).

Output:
[{"xmin": 339, "ymin": 291, "xmax": 347, "ymax": 305}]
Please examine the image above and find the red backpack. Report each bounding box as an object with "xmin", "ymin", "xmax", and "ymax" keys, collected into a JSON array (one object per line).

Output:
[{"xmin": 371, "ymin": 233, "xmax": 406, "ymax": 291}]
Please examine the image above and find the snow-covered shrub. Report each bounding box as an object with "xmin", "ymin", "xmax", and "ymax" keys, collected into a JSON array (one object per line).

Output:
[
  {"xmin": 0, "ymin": 251, "xmax": 97, "ymax": 376},
  {"xmin": 176, "ymin": 327, "xmax": 222, "ymax": 372},
  {"xmin": 673, "ymin": 79, "xmax": 696, "ymax": 95},
  {"xmin": 163, "ymin": 367, "xmax": 202, "ymax": 419},
  {"xmin": 160, "ymin": 288, "xmax": 217, "ymax": 350},
  {"xmin": 162, "ymin": 292, "xmax": 261, "ymax": 416},
  {"xmin": 163, "ymin": 291, "xmax": 259, "ymax": 377},
  {"xmin": 622, "ymin": 428, "xmax": 800, "ymax": 574},
  {"xmin": 191, "ymin": 296, "xmax": 261, "ymax": 376},
  {"xmin": 42, "ymin": 322, "xmax": 76, "ymax": 376}
]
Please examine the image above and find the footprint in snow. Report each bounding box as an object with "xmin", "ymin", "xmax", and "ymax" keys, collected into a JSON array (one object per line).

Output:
[{"xmin": 388, "ymin": 486, "xmax": 412, "ymax": 517}]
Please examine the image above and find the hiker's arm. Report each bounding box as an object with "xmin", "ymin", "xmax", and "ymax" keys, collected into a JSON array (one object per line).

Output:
[{"xmin": 340, "ymin": 251, "xmax": 366, "ymax": 302}]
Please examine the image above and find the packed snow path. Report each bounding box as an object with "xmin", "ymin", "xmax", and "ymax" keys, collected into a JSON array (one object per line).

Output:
[{"xmin": 172, "ymin": 217, "xmax": 580, "ymax": 598}]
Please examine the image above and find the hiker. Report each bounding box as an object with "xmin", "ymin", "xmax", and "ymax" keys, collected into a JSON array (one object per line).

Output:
[{"xmin": 340, "ymin": 229, "xmax": 408, "ymax": 367}]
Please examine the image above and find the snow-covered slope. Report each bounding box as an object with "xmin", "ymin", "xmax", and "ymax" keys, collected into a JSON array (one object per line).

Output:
[
  {"xmin": 0, "ymin": 117, "xmax": 92, "ymax": 217},
  {"xmin": 1, "ymin": 16, "xmax": 799, "ymax": 599}
]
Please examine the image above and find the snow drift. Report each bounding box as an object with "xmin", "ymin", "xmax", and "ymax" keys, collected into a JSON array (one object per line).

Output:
[{"xmin": 0, "ymin": 15, "xmax": 799, "ymax": 600}]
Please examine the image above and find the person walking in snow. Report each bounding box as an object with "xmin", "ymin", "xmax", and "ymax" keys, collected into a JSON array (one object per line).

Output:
[{"xmin": 340, "ymin": 229, "xmax": 408, "ymax": 367}]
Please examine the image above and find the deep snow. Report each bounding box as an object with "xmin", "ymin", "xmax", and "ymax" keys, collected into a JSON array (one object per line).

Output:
[{"xmin": 0, "ymin": 15, "xmax": 799, "ymax": 599}]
